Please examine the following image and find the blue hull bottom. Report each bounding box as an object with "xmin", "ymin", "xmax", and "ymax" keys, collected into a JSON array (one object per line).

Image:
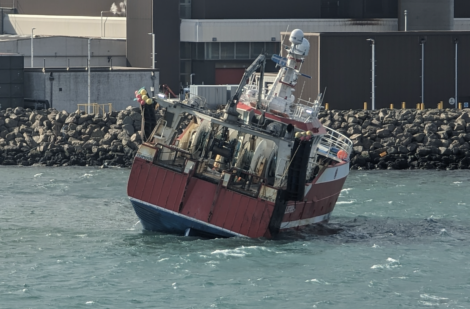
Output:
[{"xmin": 129, "ymin": 198, "xmax": 244, "ymax": 238}]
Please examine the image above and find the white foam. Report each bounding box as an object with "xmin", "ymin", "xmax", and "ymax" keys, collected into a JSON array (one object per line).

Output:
[
  {"xmin": 33, "ymin": 173, "xmax": 43, "ymax": 178},
  {"xmin": 211, "ymin": 246, "xmax": 271, "ymax": 258},
  {"xmin": 371, "ymin": 257, "xmax": 400, "ymax": 270},
  {"xmin": 211, "ymin": 248, "xmax": 247, "ymax": 257},
  {"xmin": 336, "ymin": 200, "xmax": 356, "ymax": 205},
  {"xmin": 420, "ymin": 294, "xmax": 449, "ymax": 304},
  {"xmin": 85, "ymin": 301, "xmax": 94, "ymax": 305}
]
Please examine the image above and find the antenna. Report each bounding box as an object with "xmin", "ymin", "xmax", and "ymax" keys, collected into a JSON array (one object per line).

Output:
[
  {"xmin": 319, "ymin": 87, "xmax": 327, "ymax": 105},
  {"xmin": 298, "ymin": 81, "xmax": 306, "ymax": 103},
  {"xmin": 280, "ymin": 25, "xmax": 290, "ymax": 57}
]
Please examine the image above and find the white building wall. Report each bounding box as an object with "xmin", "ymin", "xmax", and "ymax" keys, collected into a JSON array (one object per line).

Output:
[
  {"xmin": 4, "ymin": 14, "xmax": 126, "ymax": 38},
  {"xmin": 181, "ymin": 18, "xmax": 470, "ymax": 42},
  {"xmin": 24, "ymin": 70, "xmax": 158, "ymax": 112},
  {"xmin": 454, "ymin": 18, "xmax": 470, "ymax": 30},
  {"xmin": 181, "ymin": 19, "xmax": 399, "ymax": 42},
  {"xmin": 0, "ymin": 36, "xmax": 126, "ymax": 68}
]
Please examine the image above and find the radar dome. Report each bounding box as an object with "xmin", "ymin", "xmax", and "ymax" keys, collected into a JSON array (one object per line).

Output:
[
  {"xmin": 289, "ymin": 29, "xmax": 304, "ymax": 45},
  {"xmin": 292, "ymin": 38, "xmax": 310, "ymax": 56}
]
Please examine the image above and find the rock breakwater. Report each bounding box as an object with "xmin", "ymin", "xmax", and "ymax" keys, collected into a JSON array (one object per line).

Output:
[
  {"xmin": 2, "ymin": 106, "xmax": 470, "ymax": 170},
  {"xmin": 319, "ymin": 108, "xmax": 470, "ymax": 170},
  {"xmin": 0, "ymin": 107, "xmax": 156, "ymax": 167}
]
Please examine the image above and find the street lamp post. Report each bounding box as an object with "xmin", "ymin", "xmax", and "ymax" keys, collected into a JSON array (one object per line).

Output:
[
  {"xmin": 404, "ymin": 10, "xmax": 408, "ymax": 31},
  {"xmin": 31, "ymin": 28, "xmax": 36, "ymax": 67},
  {"xmin": 88, "ymin": 38, "xmax": 92, "ymax": 114},
  {"xmin": 190, "ymin": 73, "xmax": 195, "ymax": 86},
  {"xmin": 454, "ymin": 38, "xmax": 458, "ymax": 110},
  {"xmin": 101, "ymin": 11, "xmax": 112, "ymax": 37},
  {"xmin": 366, "ymin": 38, "xmax": 375, "ymax": 110},
  {"xmin": 148, "ymin": 33, "xmax": 155, "ymax": 69}
]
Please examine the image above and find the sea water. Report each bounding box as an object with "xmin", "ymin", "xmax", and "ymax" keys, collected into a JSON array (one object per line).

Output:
[{"xmin": 1, "ymin": 166, "xmax": 470, "ymax": 309}]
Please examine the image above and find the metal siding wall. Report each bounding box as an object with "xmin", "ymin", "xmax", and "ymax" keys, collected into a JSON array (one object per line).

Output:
[
  {"xmin": 191, "ymin": 0, "xmax": 321, "ymax": 19},
  {"xmin": 375, "ymin": 35, "xmax": 421, "ymax": 107},
  {"xmin": 455, "ymin": 0, "xmax": 470, "ymax": 18},
  {"xmin": 4, "ymin": 15, "xmax": 126, "ymax": 38},
  {"xmin": 153, "ymin": 0, "xmax": 180, "ymax": 91},
  {"xmin": 15, "ymin": 0, "xmax": 121, "ymax": 16},
  {"xmin": 192, "ymin": 60, "xmax": 216, "ymax": 85},
  {"xmin": 180, "ymin": 19, "xmax": 398, "ymax": 42},
  {"xmin": 457, "ymin": 35, "xmax": 470, "ymax": 104},
  {"xmin": 189, "ymin": 85, "xmax": 228, "ymax": 109},
  {"xmin": 214, "ymin": 68, "xmax": 245, "ymax": 85},
  {"xmin": 0, "ymin": 55, "xmax": 24, "ymax": 108},
  {"xmin": 127, "ymin": 0, "xmax": 153, "ymax": 68},
  {"xmin": 424, "ymin": 35, "xmax": 454, "ymax": 107},
  {"xmin": 398, "ymin": 0, "xmax": 454, "ymax": 31},
  {"xmin": 319, "ymin": 34, "xmax": 371, "ymax": 110},
  {"xmin": 318, "ymin": 32, "xmax": 470, "ymax": 110}
]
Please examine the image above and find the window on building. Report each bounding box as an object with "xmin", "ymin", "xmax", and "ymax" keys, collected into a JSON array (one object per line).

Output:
[
  {"xmin": 180, "ymin": 60, "xmax": 192, "ymax": 88},
  {"xmin": 180, "ymin": 42, "xmax": 191, "ymax": 60},
  {"xmin": 201, "ymin": 42, "xmax": 281, "ymax": 60},
  {"xmin": 220, "ymin": 43, "xmax": 235, "ymax": 59},
  {"xmin": 265, "ymin": 42, "xmax": 280, "ymax": 56},
  {"xmin": 235, "ymin": 43, "xmax": 250, "ymax": 59},
  {"xmin": 205, "ymin": 42, "xmax": 220, "ymax": 60},
  {"xmin": 250, "ymin": 42, "xmax": 265, "ymax": 58},
  {"xmin": 192, "ymin": 42, "xmax": 205, "ymax": 60},
  {"xmin": 180, "ymin": 0, "xmax": 191, "ymax": 19}
]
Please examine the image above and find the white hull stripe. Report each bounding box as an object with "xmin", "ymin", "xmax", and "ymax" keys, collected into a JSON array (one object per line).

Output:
[
  {"xmin": 315, "ymin": 162, "xmax": 349, "ymax": 184},
  {"xmin": 280, "ymin": 212, "xmax": 331, "ymax": 229},
  {"xmin": 129, "ymin": 197, "xmax": 247, "ymax": 237}
]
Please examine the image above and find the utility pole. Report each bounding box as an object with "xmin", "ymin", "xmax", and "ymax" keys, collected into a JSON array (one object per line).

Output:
[{"xmin": 366, "ymin": 38, "xmax": 375, "ymax": 110}]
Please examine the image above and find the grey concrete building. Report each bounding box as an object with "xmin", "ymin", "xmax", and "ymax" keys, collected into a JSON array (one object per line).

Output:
[{"xmin": 24, "ymin": 67, "xmax": 159, "ymax": 112}]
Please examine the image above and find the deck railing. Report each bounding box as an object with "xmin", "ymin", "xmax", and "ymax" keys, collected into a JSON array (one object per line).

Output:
[{"xmin": 319, "ymin": 126, "xmax": 354, "ymax": 161}]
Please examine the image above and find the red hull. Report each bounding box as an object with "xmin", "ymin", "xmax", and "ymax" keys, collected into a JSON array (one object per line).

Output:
[
  {"xmin": 128, "ymin": 156, "xmax": 348, "ymax": 238},
  {"xmin": 128, "ymin": 157, "xmax": 276, "ymax": 238}
]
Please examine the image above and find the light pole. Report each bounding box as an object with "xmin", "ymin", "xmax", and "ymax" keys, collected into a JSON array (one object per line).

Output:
[
  {"xmin": 88, "ymin": 38, "xmax": 92, "ymax": 114},
  {"xmin": 404, "ymin": 10, "xmax": 408, "ymax": 31},
  {"xmin": 31, "ymin": 28, "xmax": 36, "ymax": 67},
  {"xmin": 454, "ymin": 38, "xmax": 458, "ymax": 109},
  {"xmin": 148, "ymin": 33, "xmax": 155, "ymax": 69},
  {"xmin": 101, "ymin": 11, "xmax": 111, "ymax": 37},
  {"xmin": 420, "ymin": 38, "xmax": 426, "ymax": 106},
  {"xmin": 190, "ymin": 73, "xmax": 195, "ymax": 86},
  {"xmin": 366, "ymin": 38, "xmax": 375, "ymax": 110}
]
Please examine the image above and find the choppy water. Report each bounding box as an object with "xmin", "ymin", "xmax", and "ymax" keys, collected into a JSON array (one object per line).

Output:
[{"xmin": 1, "ymin": 167, "xmax": 470, "ymax": 309}]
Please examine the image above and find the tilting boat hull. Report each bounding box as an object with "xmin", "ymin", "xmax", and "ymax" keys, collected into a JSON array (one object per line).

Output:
[
  {"xmin": 128, "ymin": 157, "xmax": 349, "ymax": 238},
  {"xmin": 130, "ymin": 197, "xmax": 244, "ymax": 238}
]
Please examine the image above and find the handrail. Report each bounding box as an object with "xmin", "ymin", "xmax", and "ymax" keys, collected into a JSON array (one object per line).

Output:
[
  {"xmin": 319, "ymin": 126, "xmax": 354, "ymax": 161},
  {"xmin": 77, "ymin": 103, "xmax": 112, "ymax": 115}
]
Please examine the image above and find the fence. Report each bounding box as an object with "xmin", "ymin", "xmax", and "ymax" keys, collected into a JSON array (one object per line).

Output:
[{"xmin": 77, "ymin": 103, "xmax": 112, "ymax": 115}]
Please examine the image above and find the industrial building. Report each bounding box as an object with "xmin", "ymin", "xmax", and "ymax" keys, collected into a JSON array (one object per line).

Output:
[{"xmin": 1, "ymin": 0, "xmax": 470, "ymax": 110}]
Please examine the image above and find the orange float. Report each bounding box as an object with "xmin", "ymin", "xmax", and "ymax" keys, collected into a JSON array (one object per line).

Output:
[{"xmin": 337, "ymin": 149, "xmax": 348, "ymax": 160}]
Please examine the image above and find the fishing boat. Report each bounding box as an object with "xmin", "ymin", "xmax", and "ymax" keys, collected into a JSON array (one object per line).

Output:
[{"xmin": 127, "ymin": 29, "xmax": 353, "ymax": 238}]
